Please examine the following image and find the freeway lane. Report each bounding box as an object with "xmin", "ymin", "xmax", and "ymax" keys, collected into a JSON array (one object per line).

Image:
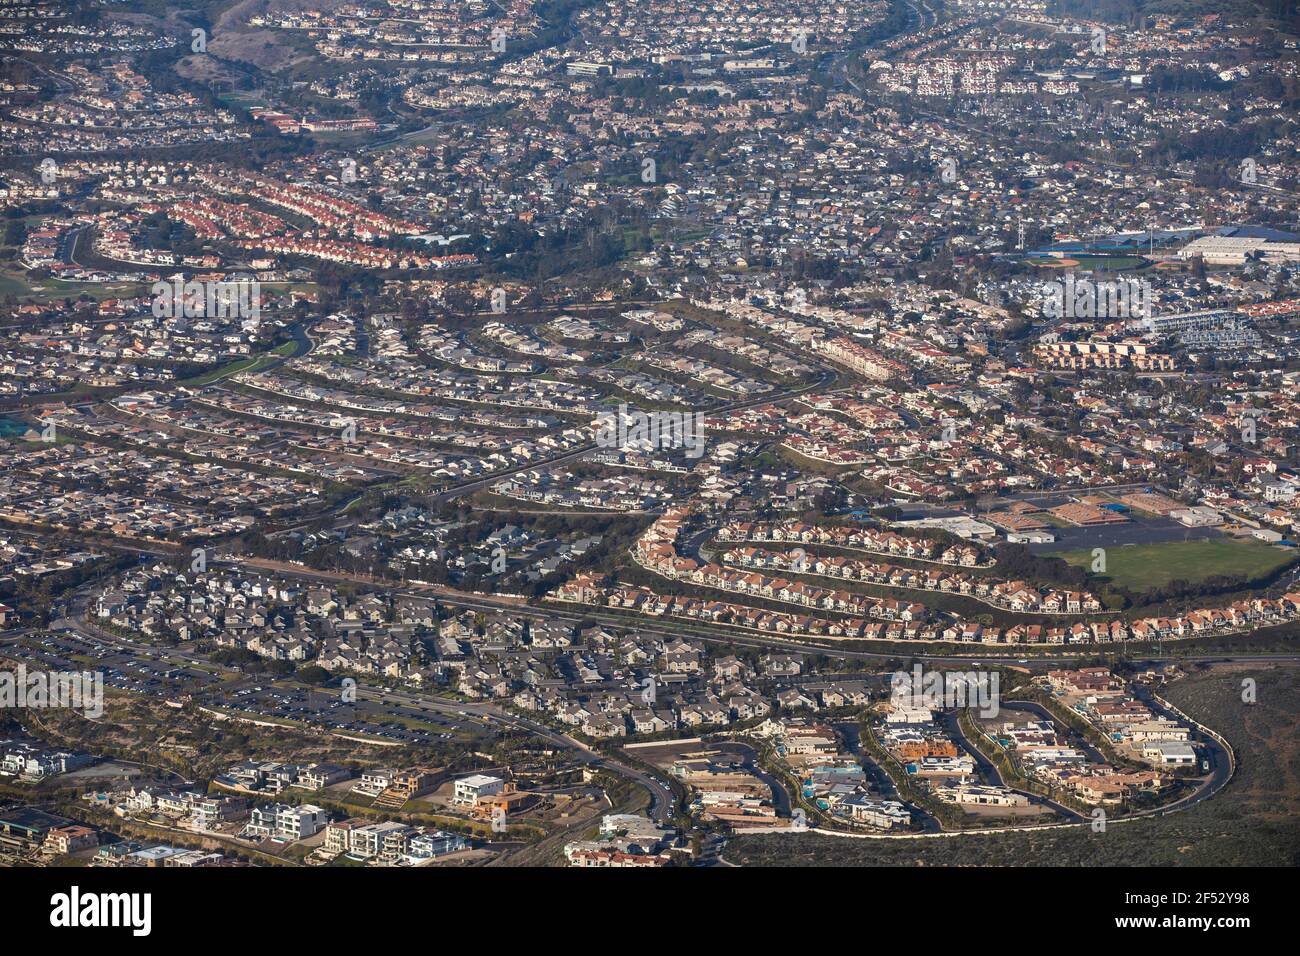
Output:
[
  {"xmin": 43, "ymin": 544, "xmax": 1300, "ymax": 671},
  {"xmin": 216, "ymin": 556, "xmax": 1300, "ymax": 670}
]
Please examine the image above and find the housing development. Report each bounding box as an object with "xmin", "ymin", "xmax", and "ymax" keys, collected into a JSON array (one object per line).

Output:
[{"xmin": 0, "ymin": 0, "xmax": 1294, "ymax": 920}]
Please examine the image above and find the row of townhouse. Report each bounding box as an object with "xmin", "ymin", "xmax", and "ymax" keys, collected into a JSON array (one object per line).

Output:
[
  {"xmin": 323, "ymin": 818, "xmax": 468, "ymax": 865},
  {"xmin": 636, "ymin": 531, "xmax": 926, "ymax": 623},
  {"xmin": 719, "ymin": 545, "xmax": 1101, "ymax": 614},
  {"xmin": 574, "ymin": 506, "xmax": 1300, "ymax": 646},
  {"xmin": 555, "ymin": 573, "xmax": 945, "ymax": 641},
  {"xmin": 716, "ymin": 518, "xmax": 988, "ymax": 566},
  {"xmin": 233, "ymin": 236, "xmax": 436, "ymax": 270},
  {"xmin": 1124, "ymin": 594, "xmax": 1300, "ymax": 640},
  {"xmin": 198, "ymin": 168, "xmax": 423, "ymax": 237},
  {"xmin": 556, "ymin": 572, "xmax": 1300, "ymax": 646},
  {"xmin": 812, "ymin": 336, "xmax": 911, "ymax": 381}
]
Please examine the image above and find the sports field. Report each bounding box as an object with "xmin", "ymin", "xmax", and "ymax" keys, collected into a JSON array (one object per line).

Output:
[{"xmin": 1057, "ymin": 537, "xmax": 1293, "ymax": 590}]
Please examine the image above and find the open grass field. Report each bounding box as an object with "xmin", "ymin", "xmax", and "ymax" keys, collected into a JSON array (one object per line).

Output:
[
  {"xmin": 177, "ymin": 342, "xmax": 295, "ymax": 387},
  {"xmin": 1055, "ymin": 538, "xmax": 1294, "ymax": 591},
  {"xmin": 0, "ymin": 265, "xmax": 150, "ymax": 301}
]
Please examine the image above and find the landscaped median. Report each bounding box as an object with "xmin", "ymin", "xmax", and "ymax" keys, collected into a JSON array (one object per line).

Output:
[
  {"xmin": 1009, "ymin": 684, "xmax": 1129, "ymax": 767},
  {"xmin": 857, "ymin": 720, "xmax": 966, "ymax": 830},
  {"xmin": 955, "ymin": 706, "xmax": 1092, "ymax": 818}
]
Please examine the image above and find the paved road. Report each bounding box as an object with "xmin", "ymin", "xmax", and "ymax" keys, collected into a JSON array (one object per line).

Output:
[
  {"xmin": 998, "ymin": 700, "xmax": 1107, "ymax": 763},
  {"xmin": 45, "ymin": 546, "xmax": 1300, "ymax": 675},
  {"xmin": 417, "ymin": 364, "xmax": 837, "ymax": 509},
  {"xmin": 696, "ymin": 831, "xmax": 734, "ymax": 867},
  {"xmin": 253, "ymin": 357, "xmax": 837, "ymax": 535},
  {"xmin": 939, "ymin": 708, "xmax": 1085, "ymax": 822},
  {"xmin": 836, "ymin": 722, "xmax": 941, "ymax": 832},
  {"xmin": 707, "ymin": 740, "xmax": 792, "ymax": 817},
  {"xmin": 1130, "ymin": 684, "xmax": 1233, "ymax": 815},
  {"xmin": 993, "ymin": 694, "xmax": 1232, "ymax": 820},
  {"xmin": 13, "ymin": 564, "xmax": 1261, "ymax": 841}
]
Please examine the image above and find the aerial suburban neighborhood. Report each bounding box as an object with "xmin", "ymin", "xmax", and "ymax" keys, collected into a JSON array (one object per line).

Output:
[{"xmin": 0, "ymin": 0, "xmax": 1293, "ymax": 935}]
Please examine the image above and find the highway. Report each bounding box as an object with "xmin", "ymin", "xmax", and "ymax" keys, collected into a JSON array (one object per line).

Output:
[
  {"xmin": 210, "ymin": 556, "xmax": 1300, "ymax": 671},
  {"xmin": 65, "ymin": 544, "xmax": 1300, "ymax": 674},
  {"xmin": 38, "ymin": 533, "xmax": 1300, "ymax": 674}
]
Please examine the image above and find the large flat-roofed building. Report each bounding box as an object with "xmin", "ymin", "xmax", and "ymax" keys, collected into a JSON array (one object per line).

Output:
[
  {"xmin": 934, "ymin": 784, "xmax": 1030, "ymax": 807},
  {"xmin": 1140, "ymin": 741, "xmax": 1198, "ymax": 767},
  {"xmin": 1143, "ymin": 308, "xmax": 1237, "ymax": 334},
  {"xmin": 1178, "ymin": 236, "xmax": 1300, "ymax": 265},
  {"xmin": 567, "ymin": 61, "xmax": 613, "ymax": 77},
  {"xmin": 1048, "ymin": 502, "xmax": 1129, "ymax": 526},
  {"xmin": 1170, "ymin": 506, "xmax": 1224, "ymax": 527},
  {"xmin": 0, "ymin": 807, "xmax": 71, "ymax": 849},
  {"xmin": 894, "ymin": 515, "xmax": 998, "ymax": 540}
]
